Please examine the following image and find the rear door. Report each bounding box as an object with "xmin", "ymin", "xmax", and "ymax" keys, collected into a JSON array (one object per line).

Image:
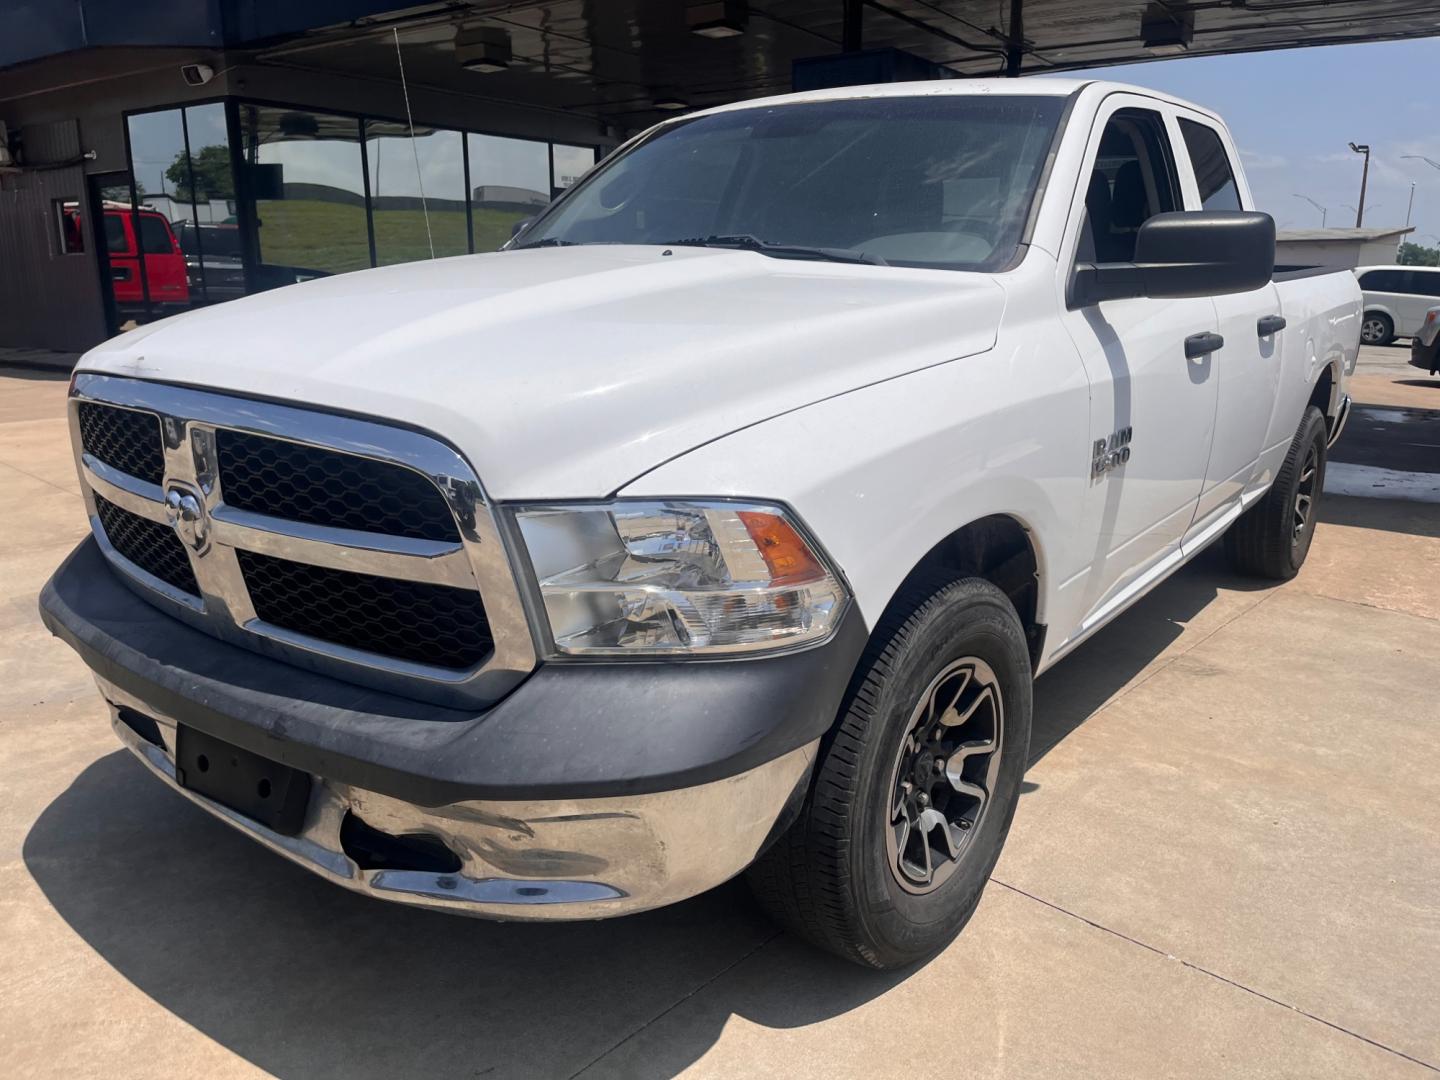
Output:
[
  {"xmin": 1174, "ymin": 114, "xmax": 1282, "ymax": 543},
  {"xmin": 137, "ymin": 212, "xmax": 190, "ymax": 309},
  {"xmin": 1057, "ymin": 95, "xmax": 1220, "ymax": 633}
]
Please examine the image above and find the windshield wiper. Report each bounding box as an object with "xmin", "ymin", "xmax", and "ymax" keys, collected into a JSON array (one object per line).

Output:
[
  {"xmin": 513, "ymin": 237, "xmax": 581, "ymax": 249},
  {"xmin": 667, "ymin": 234, "xmax": 887, "ymax": 266}
]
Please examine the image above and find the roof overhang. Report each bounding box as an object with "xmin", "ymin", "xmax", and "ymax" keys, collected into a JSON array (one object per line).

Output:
[{"xmin": 4, "ymin": 1, "xmax": 1440, "ymax": 128}]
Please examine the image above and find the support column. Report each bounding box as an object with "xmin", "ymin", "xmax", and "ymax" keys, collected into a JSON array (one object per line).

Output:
[
  {"xmin": 843, "ymin": 0, "xmax": 863, "ymax": 52},
  {"xmin": 1005, "ymin": 0, "xmax": 1024, "ymax": 76}
]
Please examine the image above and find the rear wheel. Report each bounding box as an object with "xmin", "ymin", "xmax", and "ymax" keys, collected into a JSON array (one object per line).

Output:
[
  {"xmin": 1225, "ymin": 405, "xmax": 1328, "ymax": 580},
  {"xmin": 746, "ymin": 575, "xmax": 1032, "ymax": 969},
  {"xmin": 1360, "ymin": 312, "xmax": 1394, "ymax": 346}
]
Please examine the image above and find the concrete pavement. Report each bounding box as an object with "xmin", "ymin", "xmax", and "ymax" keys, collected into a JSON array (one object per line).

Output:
[{"xmin": 0, "ymin": 347, "xmax": 1436, "ymax": 1079}]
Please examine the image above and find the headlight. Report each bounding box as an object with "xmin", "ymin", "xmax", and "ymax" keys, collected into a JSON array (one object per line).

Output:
[{"xmin": 513, "ymin": 500, "xmax": 848, "ymax": 656}]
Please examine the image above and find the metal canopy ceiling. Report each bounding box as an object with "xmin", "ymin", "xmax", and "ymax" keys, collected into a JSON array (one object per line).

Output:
[{"xmin": 250, "ymin": 1, "xmax": 1440, "ymax": 129}]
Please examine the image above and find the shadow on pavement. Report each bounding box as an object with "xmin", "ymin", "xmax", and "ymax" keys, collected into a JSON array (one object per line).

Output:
[
  {"xmin": 24, "ymin": 751, "xmax": 911, "ymax": 1079},
  {"xmin": 1029, "ymin": 544, "xmax": 1261, "ymax": 763},
  {"xmin": 0, "ymin": 363, "xmax": 72, "ymax": 382},
  {"xmin": 23, "ymin": 546, "xmax": 1264, "ymax": 1079},
  {"xmin": 1320, "ymin": 492, "xmax": 1440, "ymax": 540}
]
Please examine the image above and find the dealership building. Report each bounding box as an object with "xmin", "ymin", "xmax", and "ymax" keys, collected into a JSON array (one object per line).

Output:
[{"xmin": 3, "ymin": 0, "xmax": 1438, "ymax": 357}]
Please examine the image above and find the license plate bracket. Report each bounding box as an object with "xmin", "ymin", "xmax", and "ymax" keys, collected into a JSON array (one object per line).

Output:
[{"xmin": 175, "ymin": 726, "xmax": 312, "ymax": 836}]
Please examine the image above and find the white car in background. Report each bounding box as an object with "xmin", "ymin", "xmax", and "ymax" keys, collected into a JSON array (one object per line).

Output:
[{"xmin": 1354, "ymin": 264, "xmax": 1440, "ymax": 345}]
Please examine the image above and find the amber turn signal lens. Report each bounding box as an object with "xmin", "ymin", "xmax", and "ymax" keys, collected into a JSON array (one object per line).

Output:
[{"xmin": 737, "ymin": 510, "xmax": 825, "ymax": 586}]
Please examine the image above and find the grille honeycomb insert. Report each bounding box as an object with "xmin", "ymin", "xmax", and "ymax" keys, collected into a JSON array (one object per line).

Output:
[
  {"xmin": 237, "ymin": 550, "xmax": 491, "ymax": 670},
  {"xmin": 215, "ymin": 429, "xmax": 460, "ymax": 542},
  {"xmin": 78, "ymin": 403, "xmax": 165, "ymax": 485},
  {"xmin": 94, "ymin": 494, "xmax": 199, "ymax": 596}
]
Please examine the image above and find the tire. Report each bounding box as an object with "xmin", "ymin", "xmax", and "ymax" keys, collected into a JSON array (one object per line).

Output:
[
  {"xmin": 1225, "ymin": 405, "xmax": 1328, "ymax": 581},
  {"xmin": 746, "ymin": 575, "xmax": 1032, "ymax": 969},
  {"xmin": 1360, "ymin": 312, "xmax": 1394, "ymax": 347}
]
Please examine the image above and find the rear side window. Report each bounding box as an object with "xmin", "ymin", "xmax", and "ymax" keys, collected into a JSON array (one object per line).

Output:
[
  {"xmin": 138, "ymin": 215, "xmax": 176, "ymax": 254},
  {"xmin": 1179, "ymin": 119, "xmax": 1242, "ymax": 212},
  {"xmin": 1407, "ymin": 270, "xmax": 1440, "ymax": 297},
  {"xmin": 1360, "ymin": 269, "xmax": 1406, "ymax": 292}
]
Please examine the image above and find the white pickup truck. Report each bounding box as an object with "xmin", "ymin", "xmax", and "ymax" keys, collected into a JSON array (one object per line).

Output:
[{"xmin": 42, "ymin": 78, "xmax": 1359, "ymax": 970}]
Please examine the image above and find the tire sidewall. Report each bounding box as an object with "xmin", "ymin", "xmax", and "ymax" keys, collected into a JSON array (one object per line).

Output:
[
  {"xmin": 1282, "ymin": 408, "xmax": 1329, "ymax": 574},
  {"xmin": 842, "ymin": 582, "xmax": 1032, "ymax": 965}
]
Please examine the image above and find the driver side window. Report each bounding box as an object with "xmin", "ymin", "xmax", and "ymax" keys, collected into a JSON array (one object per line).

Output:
[{"xmin": 1077, "ymin": 108, "xmax": 1180, "ymax": 264}]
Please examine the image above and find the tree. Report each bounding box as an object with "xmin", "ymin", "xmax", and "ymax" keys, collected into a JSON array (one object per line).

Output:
[
  {"xmin": 1397, "ymin": 241, "xmax": 1440, "ymax": 267},
  {"xmin": 165, "ymin": 144, "xmax": 235, "ymax": 202}
]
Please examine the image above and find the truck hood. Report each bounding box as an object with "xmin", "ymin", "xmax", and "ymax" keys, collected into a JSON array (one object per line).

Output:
[{"xmin": 80, "ymin": 245, "xmax": 1005, "ymax": 498}]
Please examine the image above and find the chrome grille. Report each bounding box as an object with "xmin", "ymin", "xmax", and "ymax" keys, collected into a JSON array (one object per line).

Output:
[
  {"xmin": 215, "ymin": 429, "xmax": 460, "ymax": 542},
  {"xmin": 93, "ymin": 493, "xmax": 200, "ymax": 596},
  {"xmin": 237, "ymin": 551, "xmax": 493, "ymax": 670},
  {"xmin": 78, "ymin": 402, "xmax": 165, "ymax": 485},
  {"xmin": 68, "ymin": 373, "xmax": 536, "ymax": 707}
]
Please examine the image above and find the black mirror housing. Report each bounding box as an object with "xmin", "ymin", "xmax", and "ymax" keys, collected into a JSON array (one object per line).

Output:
[{"xmin": 1072, "ymin": 211, "xmax": 1275, "ymax": 306}]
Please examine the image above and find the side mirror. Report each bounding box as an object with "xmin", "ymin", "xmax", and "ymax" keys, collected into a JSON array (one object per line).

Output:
[
  {"xmin": 1072, "ymin": 211, "xmax": 1275, "ymax": 306},
  {"xmin": 510, "ymin": 217, "xmax": 535, "ymax": 240}
]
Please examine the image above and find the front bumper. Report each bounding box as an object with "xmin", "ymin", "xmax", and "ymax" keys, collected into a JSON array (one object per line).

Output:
[
  {"xmin": 101, "ymin": 674, "xmax": 816, "ymax": 919},
  {"xmin": 1410, "ymin": 335, "xmax": 1440, "ymax": 374},
  {"xmin": 41, "ymin": 537, "xmax": 867, "ymax": 918}
]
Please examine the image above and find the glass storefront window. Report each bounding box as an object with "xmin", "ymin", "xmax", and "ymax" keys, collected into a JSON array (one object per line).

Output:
[
  {"xmin": 122, "ymin": 109, "xmax": 193, "ymax": 317},
  {"xmin": 240, "ymin": 105, "xmax": 369, "ymax": 286},
  {"xmin": 114, "ymin": 99, "xmax": 604, "ymax": 325},
  {"xmin": 365, "ymin": 121, "xmax": 467, "ymax": 264},
  {"xmin": 552, "ymin": 143, "xmax": 597, "ymax": 196},
  {"xmin": 177, "ymin": 103, "xmax": 246, "ymax": 306},
  {"xmin": 467, "ymin": 133, "xmax": 551, "ymax": 252}
]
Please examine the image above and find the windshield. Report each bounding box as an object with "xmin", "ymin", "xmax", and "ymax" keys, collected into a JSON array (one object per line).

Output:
[{"xmin": 518, "ymin": 95, "xmax": 1066, "ymax": 271}]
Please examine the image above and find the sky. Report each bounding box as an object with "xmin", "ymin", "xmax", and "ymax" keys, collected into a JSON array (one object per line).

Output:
[{"xmin": 1053, "ymin": 37, "xmax": 1440, "ymax": 246}]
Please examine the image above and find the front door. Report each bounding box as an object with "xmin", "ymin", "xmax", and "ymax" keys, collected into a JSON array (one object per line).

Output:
[{"xmin": 1058, "ymin": 98, "xmax": 1220, "ymax": 635}]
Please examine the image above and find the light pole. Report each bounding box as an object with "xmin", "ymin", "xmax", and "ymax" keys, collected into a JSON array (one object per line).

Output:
[
  {"xmin": 1349, "ymin": 141, "xmax": 1371, "ymax": 227},
  {"xmin": 1407, "ymin": 182, "xmax": 1416, "ymax": 226},
  {"xmin": 1292, "ymin": 193, "xmax": 1328, "ymax": 226},
  {"xmin": 1402, "ymin": 154, "xmax": 1440, "ymax": 171}
]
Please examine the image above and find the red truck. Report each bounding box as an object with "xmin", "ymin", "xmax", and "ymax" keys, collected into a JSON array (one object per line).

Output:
[{"xmin": 96, "ymin": 203, "xmax": 190, "ymax": 319}]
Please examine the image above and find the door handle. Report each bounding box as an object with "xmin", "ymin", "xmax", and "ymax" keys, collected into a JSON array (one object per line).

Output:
[
  {"xmin": 1184, "ymin": 331, "xmax": 1224, "ymax": 359},
  {"xmin": 1257, "ymin": 314, "xmax": 1287, "ymax": 337}
]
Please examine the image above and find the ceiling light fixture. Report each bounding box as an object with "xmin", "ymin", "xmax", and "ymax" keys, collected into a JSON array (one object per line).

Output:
[
  {"xmin": 686, "ymin": 1, "xmax": 747, "ymax": 39},
  {"xmin": 456, "ymin": 26, "xmax": 513, "ymax": 73},
  {"xmin": 1140, "ymin": 3, "xmax": 1193, "ymax": 54}
]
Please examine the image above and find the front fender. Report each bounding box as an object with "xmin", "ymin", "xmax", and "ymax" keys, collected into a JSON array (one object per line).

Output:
[{"xmin": 620, "ymin": 341, "xmax": 1091, "ymax": 658}]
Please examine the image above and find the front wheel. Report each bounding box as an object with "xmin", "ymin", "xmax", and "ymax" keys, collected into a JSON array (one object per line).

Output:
[
  {"xmin": 746, "ymin": 575, "xmax": 1032, "ymax": 969},
  {"xmin": 1225, "ymin": 405, "xmax": 1328, "ymax": 580}
]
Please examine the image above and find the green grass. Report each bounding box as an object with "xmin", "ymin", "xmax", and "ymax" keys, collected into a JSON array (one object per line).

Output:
[{"xmin": 255, "ymin": 200, "xmax": 530, "ymax": 274}]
